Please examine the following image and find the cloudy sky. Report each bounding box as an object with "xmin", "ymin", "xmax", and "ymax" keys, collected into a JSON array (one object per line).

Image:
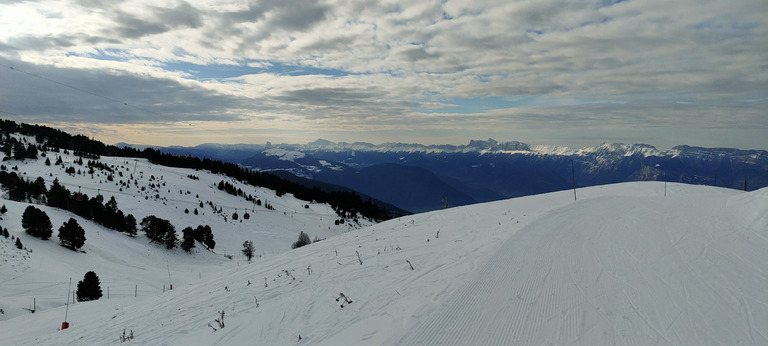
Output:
[{"xmin": 0, "ymin": 0, "xmax": 766, "ymax": 149}]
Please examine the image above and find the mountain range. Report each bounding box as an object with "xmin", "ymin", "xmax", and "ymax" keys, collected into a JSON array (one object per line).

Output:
[
  {"xmin": 2, "ymin": 122, "xmax": 767, "ymax": 344},
  {"xmin": 152, "ymin": 139, "xmax": 768, "ymax": 213}
]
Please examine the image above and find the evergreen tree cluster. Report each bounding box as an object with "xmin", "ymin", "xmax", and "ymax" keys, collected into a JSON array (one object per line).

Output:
[
  {"xmin": 0, "ymin": 119, "xmax": 396, "ymax": 221},
  {"xmin": 1, "ymin": 136, "xmax": 39, "ymax": 161},
  {"xmin": 0, "ymin": 171, "xmax": 47, "ymax": 202},
  {"xmin": 47, "ymin": 179, "xmax": 138, "ymax": 236},
  {"xmin": 180, "ymin": 225, "xmax": 216, "ymax": 252},
  {"xmin": 140, "ymin": 216, "xmax": 177, "ymax": 249}
]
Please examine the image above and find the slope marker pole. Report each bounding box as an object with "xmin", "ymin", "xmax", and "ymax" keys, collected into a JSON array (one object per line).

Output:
[
  {"xmin": 571, "ymin": 159, "xmax": 577, "ymax": 201},
  {"xmin": 62, "ymin": 277, "xmax": 72, "ymax": 330}
]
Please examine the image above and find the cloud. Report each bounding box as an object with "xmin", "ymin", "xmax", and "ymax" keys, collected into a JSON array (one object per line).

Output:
[
  {"xmin": 109, "ymin": 2, "xmax": 203, "ymax": 40},
  {"xmin": 0, "ymin": 58, "xmax": 253, "ymax": 124},
  {"xmin": 0, "ymin": 0, "xmax": 765, "ymax": 149}
]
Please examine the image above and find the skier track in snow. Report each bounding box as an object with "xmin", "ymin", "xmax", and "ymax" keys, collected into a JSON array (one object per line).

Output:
[{"xmin": 399, "ymin": 194, "xmax": 768, "ymax": 345}]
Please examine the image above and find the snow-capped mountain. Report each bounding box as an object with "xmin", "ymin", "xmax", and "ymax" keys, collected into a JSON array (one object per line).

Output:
[{"xmin": 156, "ymin": 139, "xmax": 768, "ymax": 213}]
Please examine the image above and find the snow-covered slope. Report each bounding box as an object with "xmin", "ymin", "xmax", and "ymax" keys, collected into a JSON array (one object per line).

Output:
[
  {"xmin": 0, "ymin": 145, "xmax": 370, "ymax": 322},
  {"xmin": 2, "ymin": 181, "xmax": 766, "ymax": 345}
]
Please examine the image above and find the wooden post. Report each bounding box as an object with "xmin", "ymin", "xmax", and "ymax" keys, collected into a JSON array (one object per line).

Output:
[{"xmin": 135, "ymin": 285, "xmax": 137, "ymax": 297}]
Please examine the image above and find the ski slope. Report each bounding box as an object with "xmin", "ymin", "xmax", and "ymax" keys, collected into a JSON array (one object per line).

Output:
[
  {"xmin": 1, "ymin": 174, "xmax": 767, "ymax": 344},
  {"xmin": 0, "ymin": 144, "xmax": 371, "ymax": 323}
]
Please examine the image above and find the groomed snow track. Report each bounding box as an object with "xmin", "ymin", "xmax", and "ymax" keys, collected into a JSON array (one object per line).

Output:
[{"xmin": 400, "ymin": 193, "xmax": 768, "ymax": 345}]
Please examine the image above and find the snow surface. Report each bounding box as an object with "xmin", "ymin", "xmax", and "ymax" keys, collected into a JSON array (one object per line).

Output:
[
  {"xmin": 1, "ymin": 150, "xmax": 767, "ymax": 345},
  {"xmin": 263, "ymin": 148, "xmax": 306, "ymax": 161}
]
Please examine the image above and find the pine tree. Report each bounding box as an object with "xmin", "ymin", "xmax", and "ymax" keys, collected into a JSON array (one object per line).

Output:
[
  {"xmin": 25, "ymin": 144, "xmax": 38, "ymax": 159},
  {"xmin": 163, "ymin": 227, "xmax": 178, "ymax": 249},
  {"xmin": 180, "ymin": 227, "xmax": 195, "ymax": 252},
  {"xmin": 242, "ymin": 240, "xmax": 255, "ymax": 261},
  {"xmin": 0, "ymin": 204, "xmax": 6, "ymax": 214},
  {"xmin": 58, "ymin": 218, "xmax": 86, "ymax": 250},
  {"xmin": 21, "ymin": 206, "xmax": 53, "ymax": 239},
  {"xmin": 141, "ymin": 215, "xmax": 174, "ymax": 245},
  {"xmin": 122, "ymin": 214, "xmax": 137, "ymax": 236},
  {"xmin": 76, "ymin": 271, "xmax": 102, "ymax": 302},
  {"xmin": 194, "ymin": 225, "xmax": 216, "ymax": 250},
  {"xmin": 15, "ymin": 237, "xmax": 22, "ymax": 249}
]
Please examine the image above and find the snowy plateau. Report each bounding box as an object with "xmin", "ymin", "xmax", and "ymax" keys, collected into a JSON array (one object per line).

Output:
[{"xmin": 1, "ymin": 145, "xmax": 767, "ymax": 345}]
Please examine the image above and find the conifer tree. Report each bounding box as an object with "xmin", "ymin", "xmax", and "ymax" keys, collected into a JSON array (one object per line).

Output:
[
  {"xmin": 181, "ymin": 227, "xmax": 195, "ymax": 252},
  {"xmin": 76, "ymin": 271, "xmax": 102, "ymax": 302},
  {"xmin": 242, "ymin": 240, "xmax": 255, "ymax": 261},
  {"xmin": 58, "ymin": 218, "xmax": 86, "ymax": 250},
  {"xmin": 141, "ymin": 215, "xmax": 174, "ymax": 244},
  {"xmin": 121, "ymin": 214, "xmax": 137, "ymax": 236},
  {"xmin": 21, "ymin": 206, "xmax": 53, "ymax": 239},
  {"xmin": 194, "ymin": 225, "xmax": 216, "ymax": 250},
  {"xmin": 163, "ymin": 227, "xmax": 178, "ymax": 249},
  {"xmin": 15, "ymin": 237, "xmax": 22, "ymax": 249}
]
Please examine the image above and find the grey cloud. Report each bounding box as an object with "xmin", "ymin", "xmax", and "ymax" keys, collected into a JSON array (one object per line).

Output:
[
  {"xmin": 204, "ymin": 0, "xmax": 330, "ymax": 53},
  {"xmin": 276, "ymin": 87, "xmax": 379, "ymax": 106},
  {"xmin": 3, "ymin": 32, "xmax": 118, "ymax": 52},
  {"xmin": 6, "ymin": 35, "xmax": 76, "ymax": 50},
  {"xmin": 399, "ymin": 46, "xmax": 440, "ymax": 62},
  {"xmin": 111, "ymin": 11, "xmax": 170, "ymax": 39},
  {"xmin": 0, "ymin": 58, "xmax": 254, "ymax": 124},
  {"xmin": 298, "ymin": 35, "xmax": 356, "ymax": 53},
  {"xmin": 266, "ymin": 0, "xmax": 329, "ymax": 31},
  {"xmin": 269, "ymin": 86, "xmax": 420, "ymax": 120},
  {"xmin": 154, "ymin": 2, "xmax": 203, "ymax": 29},
  {"xmin": 109, "ymin": 2, "xmax": 203, "ymax": 40}
]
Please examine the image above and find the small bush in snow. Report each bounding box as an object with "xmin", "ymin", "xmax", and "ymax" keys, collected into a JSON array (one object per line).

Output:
[{"xmin": 291, "ymin": 231, "xmax": 311, "ymax": 249}]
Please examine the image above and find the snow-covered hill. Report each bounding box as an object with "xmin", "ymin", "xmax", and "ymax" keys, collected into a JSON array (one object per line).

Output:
[
  {"xmin": 1, "ymin": 175, "xmax": 766, "ymax": 344},
  {"xmin": 0, "ymin": 142, "xmax": 370, "ymax": 322}
]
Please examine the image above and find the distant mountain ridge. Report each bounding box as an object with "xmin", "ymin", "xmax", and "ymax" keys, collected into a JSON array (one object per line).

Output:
[{"xmin": 145, "ymin": 139, "xmax": 768, "ymax": 213}]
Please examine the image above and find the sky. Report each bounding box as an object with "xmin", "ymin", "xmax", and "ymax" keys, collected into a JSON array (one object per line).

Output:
[{"xmin": 0, "ymin": 0, "xmax": 766, "ymax": 150}]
